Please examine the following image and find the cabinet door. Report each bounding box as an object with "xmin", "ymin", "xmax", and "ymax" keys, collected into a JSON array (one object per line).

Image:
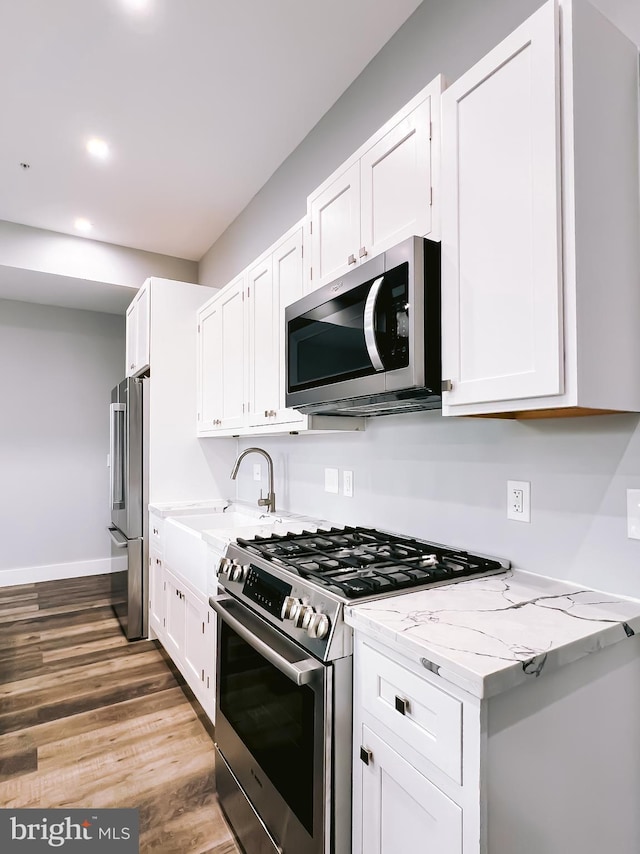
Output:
[
  {"xmin": 357, "ymin": 725, "xmax": 462, "ymax": 854},
  {"xmin": 360, "ymin": 96, "xmax": 433, "ymax": 259},
  {"xmin": 218, "ymin": 276, "xmax": 247, "ymax": 430},
  {"xmin": 183, "ymin": 591, "xmax": 209, "ymax": 695},
  {"xmin": 134, "ymin": 284, "xmax": 150, "ymax": 375},
  {"xmin": 197, "ymin": 299, "xmax": 223, "ymax": 433},
  {"xmin": 246, "ymin": 257, "xmax": 278, "ymax": 427},
  {"xmin": 125, "ymin": 300, "xmax": 137, "ymax": 377},
  {"xmin": 441, "ymin": 1, "xmax": 563, "ymax": 409},
  {"xmin": 308, "ymin": 162, "xmax": 360, "ymax": 288},
  {"xmin": 148, "ymin": 553, "xmax": 165, "ymax": 638},
  {"xmin": 164, "ymin": 568, "xmax": 185, "ymax": 661},
  {"xmin": 274, "ymin": 229, "xmax": 306, "ymax": 426}
]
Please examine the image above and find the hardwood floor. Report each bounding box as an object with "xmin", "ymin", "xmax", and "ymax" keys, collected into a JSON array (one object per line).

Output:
[{"xmin": 0, "ymin": 573, "xmax": 240, "ymax": 854}]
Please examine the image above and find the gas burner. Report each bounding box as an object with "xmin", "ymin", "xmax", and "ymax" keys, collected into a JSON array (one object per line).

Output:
[{"xmin": 235, "ymin": 526, "xmax": 507, "ymax": 600}]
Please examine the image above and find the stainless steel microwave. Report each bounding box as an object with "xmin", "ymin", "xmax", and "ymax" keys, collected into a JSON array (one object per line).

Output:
[{"xmin": 285, "ymin": 236, "xmax": 441, "ymax": 417}]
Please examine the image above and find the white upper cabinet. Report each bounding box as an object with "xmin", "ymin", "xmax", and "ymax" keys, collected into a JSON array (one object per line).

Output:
[
  {"xmin": 360, "ymin": 96, "xmax": 434, "ymax": 260},
  {"xmin": 247, "ymin": 255, "xmax": 279, "ymax": 428},
  {"xmin": 197, "ymin": 273, "xmax": 246, "ymax": 434},
  {"xmin": 309, "ymin": 162, "xmax": 361, "ymax": 287},
  {"xmin": 441, "ymin": 0, "xmax": 640, "ymax": 417},
  {"xmin": 272, "ymin": 229, "xmax": 306, "ymax": 425},
  {"xmin": 197, "ymin": 221, "xmax": 363, "ymax": 437},
  {"xmin": 125, "ymin": 282, "xmax": 151, "ymax": 377},
  {"xmin": 307, "ymin": 75, "xmax": 443, "ymax": 290}
]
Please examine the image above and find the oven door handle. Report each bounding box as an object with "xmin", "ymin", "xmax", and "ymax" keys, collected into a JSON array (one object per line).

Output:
[
  {"xmin": 363, "ymin": 275, "xmax": 385, "ymax": 372},
  {"xmin": 210, "ymin": 595, "xmax": 325, "ymax": 686}
]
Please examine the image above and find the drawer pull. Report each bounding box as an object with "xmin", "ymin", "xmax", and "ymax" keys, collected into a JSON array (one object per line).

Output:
[
  {"xmin": 360, "ymin": 746, "xmax": 373, "ymax": 766},
  {"xmin": 395, "ymin": 695, "xmax": 409, "ymax": 715}
]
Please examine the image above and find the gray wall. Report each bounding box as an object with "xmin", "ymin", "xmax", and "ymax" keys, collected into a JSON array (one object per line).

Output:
[
  {"xmin": 199, "ymin": 0, "xmax": 546, "ymax": 287},
  {"xmin": 0, "ymin": 299, "xmax": 125, "ymax": 578},
  {"xmin": 202, "ymin": 0, "xmax": 640, "ymax": 598}
]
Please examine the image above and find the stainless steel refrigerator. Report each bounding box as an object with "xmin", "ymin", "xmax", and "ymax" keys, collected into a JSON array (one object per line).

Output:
[{"xmin": 108, "ymin": 376, "xmax": 148, "ymax": 640}]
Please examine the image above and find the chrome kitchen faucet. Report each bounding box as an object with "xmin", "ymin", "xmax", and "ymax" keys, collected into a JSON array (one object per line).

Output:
[{"xmin": 230, "ymin": 447, "xmax": 276, "ymax": 514}]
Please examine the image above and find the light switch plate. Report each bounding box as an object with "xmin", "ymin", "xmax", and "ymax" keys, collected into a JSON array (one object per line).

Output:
[
  {"xmin": 325, "ymin": 468, "xmax": 339, "ymax": 494},
  {"xmin": 253, "ymin": 463, "xmax": 261, "ymax": 482},
  {"xmin": 627, "ymin": 489, "xmax": 640, "ymax": 539},
  {"xmin": 343, "ymin": 470, "xmax": 354, "ymax": 498}
]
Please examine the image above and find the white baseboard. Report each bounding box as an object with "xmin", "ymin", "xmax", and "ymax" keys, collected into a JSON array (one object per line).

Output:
[{"xmin": 0, "ymin": 556, "xmax": 127, "ymax": 588}]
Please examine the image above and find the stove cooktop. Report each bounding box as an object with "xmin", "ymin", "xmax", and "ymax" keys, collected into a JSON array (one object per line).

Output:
[{"xmin": 234, "ymin": 525, "xmax": 507, "ymax": 600}]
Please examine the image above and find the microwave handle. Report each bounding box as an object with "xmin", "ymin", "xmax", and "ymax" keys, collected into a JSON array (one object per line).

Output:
[{"xmin": 363, "ymin": 276, "xmax": 385, "ymax": 372}]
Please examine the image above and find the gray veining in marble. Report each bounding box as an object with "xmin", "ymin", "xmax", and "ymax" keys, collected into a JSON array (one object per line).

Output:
[{"xmin": 345, "ymin": 570, "xmax": 640, "ymax": 698}]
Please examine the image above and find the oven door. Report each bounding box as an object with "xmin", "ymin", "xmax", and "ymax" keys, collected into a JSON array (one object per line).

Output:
[{"xmin": 212, "ymin": 594, "xmax": 330, "ymax": 854}]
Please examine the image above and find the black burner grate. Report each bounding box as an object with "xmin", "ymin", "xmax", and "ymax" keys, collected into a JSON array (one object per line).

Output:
[{"xmin": 235, "ymin": 526, "xmax": 504, "ymax": 599}]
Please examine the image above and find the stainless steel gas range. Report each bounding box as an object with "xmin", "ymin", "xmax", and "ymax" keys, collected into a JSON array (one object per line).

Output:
[{"xmin": 209, "ymin": 526, "xmax": 509, "ymax": 854}]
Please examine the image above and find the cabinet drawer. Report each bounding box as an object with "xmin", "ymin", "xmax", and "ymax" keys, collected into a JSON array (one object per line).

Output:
[{"xmin": 359, "ymin": 640, "xmax": 462, "ymax": 784}]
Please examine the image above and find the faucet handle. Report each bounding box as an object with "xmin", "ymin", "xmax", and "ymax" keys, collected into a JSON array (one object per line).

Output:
[{"xmin": 257, "ymin": 489, "xmax": 269, "ymax": 508}]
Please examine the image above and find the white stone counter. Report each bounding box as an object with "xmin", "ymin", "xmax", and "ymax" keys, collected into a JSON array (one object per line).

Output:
[{"xmin": 345, "ymin": 569, "xmax": 640, "ymax": 699}]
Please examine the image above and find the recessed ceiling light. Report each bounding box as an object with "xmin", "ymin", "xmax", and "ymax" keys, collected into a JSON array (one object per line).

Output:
[
  {"xmin": 86, "ymin": 137, "xmax": 109, "ymax": 159},
  {"xmin": 121, "ymin": 0, "xmax": 153, "ymax": 13},
  {"xmin": 75, "ymin": 218, "xmax": 93, "ymax": 233}
]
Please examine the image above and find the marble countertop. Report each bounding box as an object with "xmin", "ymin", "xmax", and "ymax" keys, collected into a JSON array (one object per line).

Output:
[
  {"xmin": 345, "ymin": 569, "xmax": 640, "ymax": 699},
  {"xmin": 148, "ymin": 498, "xmax": 230, "ymax": 518}
]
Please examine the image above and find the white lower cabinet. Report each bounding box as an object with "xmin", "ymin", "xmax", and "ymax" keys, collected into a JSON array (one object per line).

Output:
[
  {"xmin": 358, "ymin": 725, "xmax": 462, "ymax": 854},
  {"xmin": 352, "ymin": 631, "xmax": 640, "ymax": 854},
  {"xmin": 152, "ymin": 561, "xmax": 215, "ymax": 721},
  {"xmin": 148, "ymin": 552, "xmax": 164, "ymax": 636},
  {"xmin": 148, "ymin": 512, "xmax": 164, "ymax": 640}
]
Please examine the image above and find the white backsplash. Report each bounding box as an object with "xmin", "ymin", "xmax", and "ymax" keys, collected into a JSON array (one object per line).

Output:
[{"xmin": 234, "ymin": 411, "xmax": 640, "ymax": 600}]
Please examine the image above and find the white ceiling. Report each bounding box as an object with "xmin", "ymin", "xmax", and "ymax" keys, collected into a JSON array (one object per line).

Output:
[{"xmin": 0, "ymin": 0, "xmax": 423, "ymax": 263}]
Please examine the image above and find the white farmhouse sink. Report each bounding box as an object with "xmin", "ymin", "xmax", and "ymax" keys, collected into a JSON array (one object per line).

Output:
[
  {"xmin": 163, "ymin": 509, "xmax": 282, "ymax": 595},
  {"xmin": 163, "ymin": 505, "xmax": 324, "ymax": 597},
  {"xmin": 173, "ymin": 511, "xmax": 274, "ymax": 533}
]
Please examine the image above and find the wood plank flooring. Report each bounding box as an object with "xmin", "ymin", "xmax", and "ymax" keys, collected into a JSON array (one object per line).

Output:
[{"xmin": 0, "ymin": 573, "xmax": 239, "ymax": 854}]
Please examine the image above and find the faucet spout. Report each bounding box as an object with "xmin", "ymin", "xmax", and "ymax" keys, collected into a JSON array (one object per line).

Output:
[{"xmin": 230, "ymin": 447, "xmax": 276, "ymax": 514}]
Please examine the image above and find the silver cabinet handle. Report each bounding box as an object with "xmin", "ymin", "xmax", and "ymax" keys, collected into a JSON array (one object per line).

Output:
[
  {"xmin": 363, "ymin": 275, "xmax": 385, "ymax": 372},
  {"xmin": 347, "ymin": 253, "xmax": 357, "ymax": 265},
  {"xmin": 359, "ymin": 246, "xmax": 368, "ymax": 258},
  {"xmin": 395, "ymin": 695, "xmax": 409, "ymax": 715},
  {"xmin": 360, "ymin": 746, "xmax": 373, "ymax": 765}
]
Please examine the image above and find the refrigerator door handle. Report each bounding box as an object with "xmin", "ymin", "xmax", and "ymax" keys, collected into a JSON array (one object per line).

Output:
[
  {"xmin": 109, "ymin": 402, "xmax": 126, "ymax": 510},
  {"xmin": 108, "ymin": 526, "xmax": 128, "ymax": 549}
]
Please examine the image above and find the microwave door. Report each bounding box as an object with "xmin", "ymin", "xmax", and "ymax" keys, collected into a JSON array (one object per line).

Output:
[{"xmin": 287, "ymin": 279, "xmax": 386, "ymax": 398}]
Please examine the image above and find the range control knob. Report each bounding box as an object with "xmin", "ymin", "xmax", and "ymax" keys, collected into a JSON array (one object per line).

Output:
[
  {"xmin": 307, "ymin": 612, "xmax": 330, "ymax": 640},
  {"xmin": 294, "ymin": 604, "xmax": 314, "ymax": 630},
  {"xmin": 218, "ymin": 557, "xmax": 232, "ymax": 576},
  {"xmin": 231, "ymin": 564, "xmax": 249, "ymax": 583},
  {"xmin": 281, "ymin": 596, "xmax": 301, "ymax": 620}
]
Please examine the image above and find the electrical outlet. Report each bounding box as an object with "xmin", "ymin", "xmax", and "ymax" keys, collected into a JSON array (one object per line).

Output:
[
  {"xmin": 627, "ymin": 489, "xmax": 640, "ymax": 539},
  {"xmin": 325, "ymin": 468, "xmax": 339, "ymax": 494},
  {"xmin": 507, "ymin": 480, "xmax": 530, "ymax": 522},
  {"xmin": 343, "ymin": 470, "xmax": 354, "ymax": 498},
  {"xmin": 253, "ymin": 463, "xmax": 261, "ymax": 482}
]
